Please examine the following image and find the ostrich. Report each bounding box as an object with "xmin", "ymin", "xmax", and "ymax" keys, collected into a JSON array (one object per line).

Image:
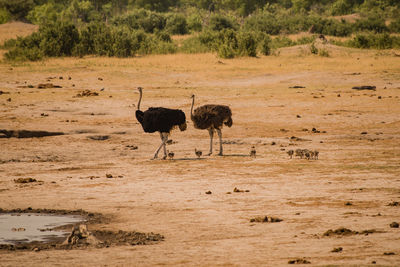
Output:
[
  {"xmin": 190, "ymin": 94, "xmax": 232, "ymax": 156},
  {"xmin": 250, "ymin": 146, "xmax": 256, "ymax": 157},
  {"xmin": 135, "ymin": 87, "xmax": 187, "ymax": 159},
  {"xmin": 287, "ymin": 149, "xmax": 294, "ymax": 159},
  {"xmin": 195, "ymin": 148, "xmax": 202, "ymax": 159}
]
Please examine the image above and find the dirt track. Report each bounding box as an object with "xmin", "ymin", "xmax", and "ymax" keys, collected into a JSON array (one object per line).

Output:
[{"xmin": 1, "ymin": 49, "xmax": 400, "ymax": 266}]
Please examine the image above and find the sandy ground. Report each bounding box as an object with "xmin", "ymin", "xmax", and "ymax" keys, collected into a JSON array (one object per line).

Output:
[{"xmin": 0, "ymin": 30, "xmax": 400, "ymax": 266}]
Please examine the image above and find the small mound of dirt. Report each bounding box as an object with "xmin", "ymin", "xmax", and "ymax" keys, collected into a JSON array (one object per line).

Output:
[
  {"xmin": 233, "ymin": 187, "xmax": 250, "ymax": 193},
  {"xmin": 387, "ymin": 201, "xmax": 399, "ymax": 206},
  {"xmin": 75, "ymin": 90, "xmax": 99, "ymax": 97},
  {"xmin": 323, "ymin": 227, "xmax": 378, "ymax": 237},
  {"xmin": 14, "ymin": 178, "xmax": 37, "ymax": 183},
  {"xmin": 37, "ymin": 83, "xmax": 62, "ymax": 89},
  {"xmin": 0, "ymin": 129, "xmax": 64, "ymax": 138},
  {"xmin": 331, "ymin": 247, "xmax": 343, "ymax": 253},
  {"xmin": 352, "ymin": 85, "xmax": 376, "ymax": 91},
  {"xmin": 87, "ymin": 135, "xmax": 110, "ymax": 141},
  {"xmin": 288, "ymin": 258, "xmax": 311, "ymax": 264},
  {"xmin": 250, "ymin": 216, "xmax": 283, "ymax": 223}
]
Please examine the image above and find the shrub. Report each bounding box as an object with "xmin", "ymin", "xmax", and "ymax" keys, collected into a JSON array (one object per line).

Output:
[
  {"xmin": 179, "ymin": 36, "xmax": 211, "ymax": 53},
  {"xmin": 0, "ymin": 7, "xmax": 10, "ymax": 24},
  {"xmin": 354, "ymin": 15, "xmax": 388, "ymax": 33},
  {"xmin": 237, "ymin": 31, "xmax": 257, "ymax": 57},
  {"xmin": 165, "ymin": 13, "xmax": 188, "ymax": 35},
  {"xmin": 208, "ymin": 14, "xmax": 237, "ymax": 31},
  {"xmin": 243, "ymin": 12, "xmax": 282, "ymax": 35},
  {"xmin": 187, "ymin": 13, "xmax": 203, "ymax": 32},
  {"xmin": 389, "ymin": 17, "xmax": 400, "ymax": 33}
]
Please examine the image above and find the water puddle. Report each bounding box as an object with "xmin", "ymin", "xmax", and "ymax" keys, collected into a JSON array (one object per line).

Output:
[{"xmin": 0, "ymin": 213, "xmax": 84, "ymax": 244}]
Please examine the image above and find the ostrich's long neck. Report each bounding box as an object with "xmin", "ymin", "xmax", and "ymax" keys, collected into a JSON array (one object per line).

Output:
[
  {"xmin": 190, "ymin": 96, "xmax": 195, "ymax": 118},
  {"xmin": 137, "ymin": 90, "xmax": 142, "ymax": 110}
]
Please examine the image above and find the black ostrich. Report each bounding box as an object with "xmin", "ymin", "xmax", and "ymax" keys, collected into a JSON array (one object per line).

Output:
[
  {"xmin": 190, "ymin": 94, "xmax": 232, "ymax": 156},
  {"xmin": 135, "ymin": 87, "xmax": 187, "ymax": 159}
]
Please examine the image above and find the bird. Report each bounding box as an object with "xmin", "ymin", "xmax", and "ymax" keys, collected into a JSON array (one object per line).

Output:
[
  {"xmin": 287, "ymin": 149, "xmax": 294, "ymax": 159},
  {"xmin": 195, "ymin": 148, "xmax": 202, "ymax": 159},
  {"xmin": 250, "ymin": 146, "xmax": 256, "ymax": 157},
  {"xmin": 135, "ymin": 87, "xmax": 187, "ymax": 159},
  {"xmin": 314, "ymin": 150, "xmax": 319, "ymax": 160},
  {"xmin": 167, "ymin": 151, "xmax": 174, "ymax": 160},
  {"xmin": 190, "ymin": 94, "xmax": 232, "ymax": 156}
]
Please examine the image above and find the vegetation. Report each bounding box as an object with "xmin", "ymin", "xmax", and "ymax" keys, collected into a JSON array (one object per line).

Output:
[{"xmin": 1, "ymin": 0, "xmax": 400, "ymax": 61}]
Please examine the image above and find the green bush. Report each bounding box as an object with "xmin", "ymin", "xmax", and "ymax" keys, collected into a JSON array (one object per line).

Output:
[
  {"xmin": 179, "ymin": 36, "xmax": 211, "ymax": 54},
  {"xmin": 389, "ymin": 17, "xmax": 400, "ymax": 33},
  {"xmin": 187, "ymin": 13, "xmax": 203, "ymax": 32},
  {"xmin": 165, "ymin": 13, "xmax": 188, "ymax": 35},
  {"xmin": 354, "ymin": 15, "xmax": 388, "ymax": 33},
  {"xmin": 112, "ymin": 9, "xmax": 166, "ymax": 33},
  {"xmin": 0, "ymin": 7, "xmax": 10, "ymax": 24},
  {"xmin": 237, "ymin": 31, "xmax": 257, "ymax": 57},
  {"xmin": 208, "ymin": 14, "xmax": 237, "ymax": 31},
  {"xmin": 346, "ymin": 33, "xmax": 399, "ymax": 49}
]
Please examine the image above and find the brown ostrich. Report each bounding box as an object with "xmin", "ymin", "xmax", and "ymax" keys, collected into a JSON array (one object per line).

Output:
[{"xmin": 190, "ymin": 94, "xmax": 232, "ymax": 156}]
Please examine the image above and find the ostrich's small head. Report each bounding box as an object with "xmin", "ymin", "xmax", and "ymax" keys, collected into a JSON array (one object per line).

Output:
[
  {"xmin": 179, "ymin": 122, "xmax": 187, "ymax": 131},
  {"xmin": 190, "ymin": 94, "xmax": 195, "ymax": 99},
  {"xmin": 137, "ymin": 87, "xmax": 143, "ymax": 92}
]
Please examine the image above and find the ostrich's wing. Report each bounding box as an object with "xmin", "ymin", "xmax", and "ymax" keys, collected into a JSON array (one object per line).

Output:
[
  {"xmin": 135, "ymin": 110, "xmax": 144, "ymax": 125},
  {"xmin": 142, "ymin": 107, "xmax": 186, "ymax": 133}
]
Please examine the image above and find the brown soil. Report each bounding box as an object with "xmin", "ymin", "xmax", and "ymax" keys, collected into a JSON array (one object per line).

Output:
[{"xmin": 1, "ymin": 23, "xmax": 400, "ymax": 266}]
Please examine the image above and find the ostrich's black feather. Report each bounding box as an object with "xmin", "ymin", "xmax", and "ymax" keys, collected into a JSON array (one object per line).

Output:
[
  {"xmin": 138, "ymin": 107, "xmax": 186, "ymax": 133},
  {"xmin": 135, "ymin": 110, "xmax": 144, "ymax": 125},
  {"xmin": 191, "ymin": 104, "xmax": 232, "ymax": 130}
]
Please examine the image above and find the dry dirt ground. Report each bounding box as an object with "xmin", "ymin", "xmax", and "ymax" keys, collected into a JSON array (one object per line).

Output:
[{"xmin": 1, "ymin": 24, "xmax": 400, "ymax": 266}]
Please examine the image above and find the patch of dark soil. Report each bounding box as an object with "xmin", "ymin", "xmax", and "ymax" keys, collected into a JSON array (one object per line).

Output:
[
  {"xmin": 74, "ymin": 90, "xmax": 99, "ymax": 97},
  {"xmin": 323, "ymin": 227, "xmax": 379, "ymax": 237},
  {"xmin": 74, "ymin": 129, "xmax": 98, "ymax": 134},
  {"xmin": 352, "ymin": 85, "xmax": 376, "ymax": 91},
  {"xmin": 383, "ymin": 252, "xmax": 396, "ymax": 255},
  {"xmin": 288, "ymin": 258, "xmax": 311, "ymax": 264},
  {"xmin": 331, "ymin": 247, "xmax": 343, "ymax": 253},
  {"xmin": 14, "ymin": 178, "xmax": 38, "ymax": 183},
  {"xmin": 387, "ymin": 201, "xmax": 399, "ymax": 206},
  {"xmin": 0, "ymin": 129, "xmax": 64, "ymax": 138},
  {"xmin": 233, "ymin": 187, "xmax": 250, "ymax": 193},
  {"xmin": 37, "ymin": 83, "xmax": 62, "ymax": 89},
  {"xmin": 87, "ymin": 135, "xmax": 110, "ymax": 141},
  {"xmin": 250, "ymin": 216, "xmax": 283, "ymax": 223}
]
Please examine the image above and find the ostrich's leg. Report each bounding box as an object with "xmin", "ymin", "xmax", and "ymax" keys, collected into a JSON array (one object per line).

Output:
[
  {"xmin": 154, "ymin": 132, "xmax": 167, "ymax": 159},
  {"xmin": 216, "ymin": 129, "xmax": 223, "ymax": 156},
  {"xmin": 162, "ymin": 133, "xmax": 168, "ymax": 159},
  {"xmin": 207, "ymin": 128, "xmax": 214, "ymax": 155}
]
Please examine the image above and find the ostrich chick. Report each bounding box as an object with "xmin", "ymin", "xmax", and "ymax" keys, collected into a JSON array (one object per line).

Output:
[
  {"xmin": 195, "ymin": 148, "xmax": 202, "ymax": 159},
  {"xmin": 314, "ymin": 150, "xmax": 319, "ymax": 160},
  {"xmin": 250, "ymin": 146, "xmax": 256, "ymax": 158},
  {"xmin": 167, "ymin": 151, "xmax": 174, "ymax": 160},
  {"xmin": 287, "ymin": 149, "xmax": 294, "ymax": 159}
]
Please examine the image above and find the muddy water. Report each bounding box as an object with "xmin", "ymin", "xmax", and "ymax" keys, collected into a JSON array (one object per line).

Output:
[{"xmin": 0, "ymin": 213, "xmax": 84, "ymax": 244}]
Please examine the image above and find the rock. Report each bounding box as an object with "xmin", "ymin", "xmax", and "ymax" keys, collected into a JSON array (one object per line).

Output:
[{"xmin": 390, "ymin": 222, "xmax": 399, "ymax": 228}]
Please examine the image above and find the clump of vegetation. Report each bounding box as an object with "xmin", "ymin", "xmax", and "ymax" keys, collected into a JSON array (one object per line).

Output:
[{"xmin": 2, "ymin": 0, "xmax": 400, "ymax": 61}]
